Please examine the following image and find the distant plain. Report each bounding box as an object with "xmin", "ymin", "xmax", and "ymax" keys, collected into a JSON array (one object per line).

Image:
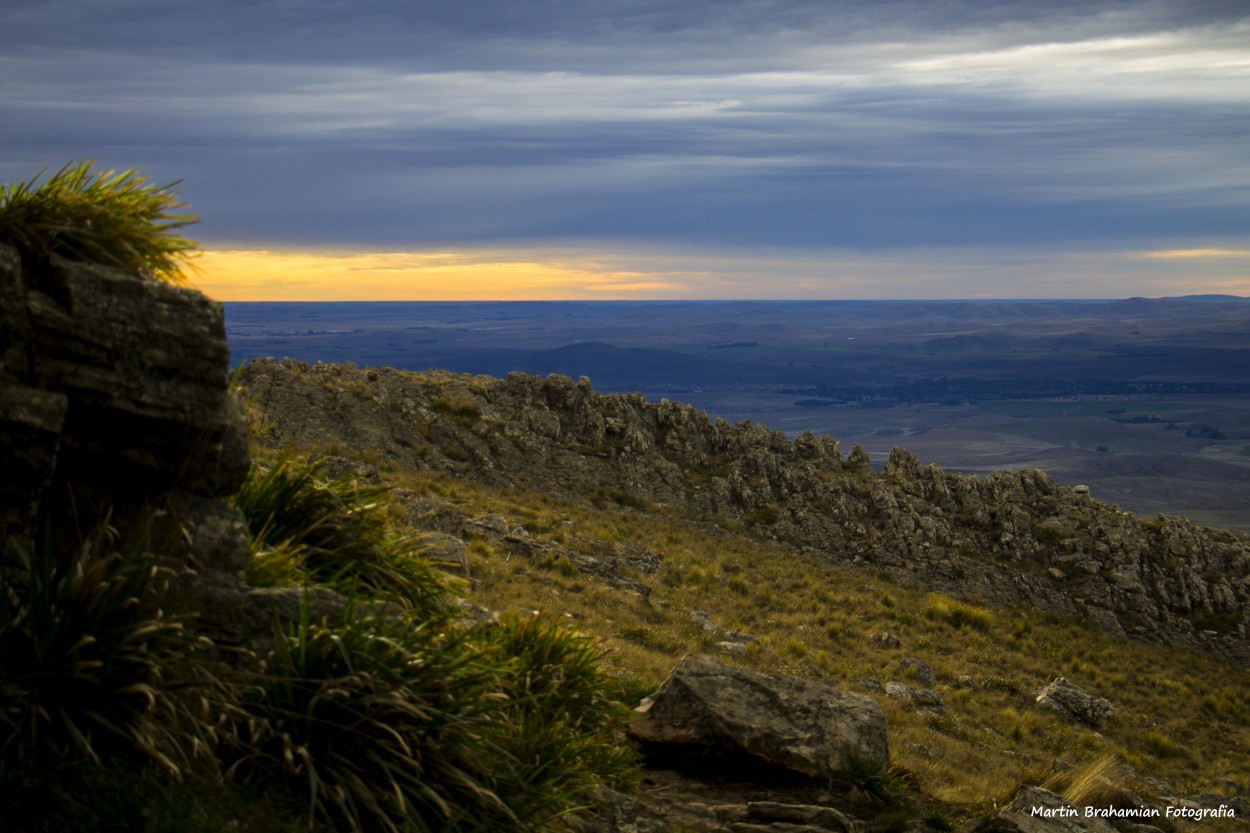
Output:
[{"xmin": 225, "ymin": 298, "xmax": 1250, "ymax": 530}]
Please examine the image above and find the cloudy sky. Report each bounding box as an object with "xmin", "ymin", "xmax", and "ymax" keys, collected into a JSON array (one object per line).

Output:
[{"xmin": 3, "ymin": 0, "xmax": 1248, "ymax": 299}]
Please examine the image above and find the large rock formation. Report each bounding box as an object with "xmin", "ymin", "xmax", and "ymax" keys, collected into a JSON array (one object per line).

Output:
[
  {"xmin": 235, "ymin": 358, "xmax": 1250, "ymax": 664},
  {"xmin": 629, "ymin": 653, "xmax": 889, "ymax": 781},
  {"xmin": 0, "ymin": 243, "xmax": 250, "ymax": 626}
]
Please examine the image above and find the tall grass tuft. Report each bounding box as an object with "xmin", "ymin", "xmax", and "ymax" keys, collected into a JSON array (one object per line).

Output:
[
  {"xmin": 0, "ymin": 159, "xmax": 199, "ymax": 283},
  {"xmin": 475, "ymin": 613, "xmax": 640, "ymax": 829},
  {"xmin": 0, "ymin": 525, "xmax": 210, "ymax": 778},
  {"xmin": 1044, "ymin": 754, "xmax": 1135, "ymax": 810},
  {"xmin": 922, "ymin": 593, "xmax": 993, "ymax": 632},
  {"xmin": 229, "ymin": 603, "xmax": 510, "ymax": 833},
  {"xmin": 232, "ymin": 454, "xmax": 452, "ymax": 617}
]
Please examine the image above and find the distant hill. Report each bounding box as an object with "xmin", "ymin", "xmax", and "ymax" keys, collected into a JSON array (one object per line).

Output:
[{"xmin": 454, "ymin": 341, "xmax": 732, "ymax": 390}]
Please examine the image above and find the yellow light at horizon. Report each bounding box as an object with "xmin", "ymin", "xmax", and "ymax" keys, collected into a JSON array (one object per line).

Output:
[
  {"xmin": 192, "ymin": 248, "xmax": 683, "ymax": 301},
  {"xmin": 1145, "ymin": 248, "xmax": 1250, "ymax": 260}
]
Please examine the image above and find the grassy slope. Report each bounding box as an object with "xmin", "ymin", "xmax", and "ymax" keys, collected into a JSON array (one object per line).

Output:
[{"xmin": 310, "ymin": 446, "xmax": 1250, "ymax": 825}]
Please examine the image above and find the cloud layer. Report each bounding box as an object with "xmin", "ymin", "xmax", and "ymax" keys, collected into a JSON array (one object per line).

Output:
[{"xmin": 2, "ymin": 1, "xmax": 1247, "ymax": 297}]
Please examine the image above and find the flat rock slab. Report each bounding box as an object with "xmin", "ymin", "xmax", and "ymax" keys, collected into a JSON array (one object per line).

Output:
[{"xmin": 630, "ymin": 653, "xmax": 888, "ymax": 780}]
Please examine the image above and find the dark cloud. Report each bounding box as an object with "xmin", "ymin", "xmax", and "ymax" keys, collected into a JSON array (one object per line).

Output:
[{"xmin": 1, "ymin": 0, "xmax": 1247, "ymax": 276}]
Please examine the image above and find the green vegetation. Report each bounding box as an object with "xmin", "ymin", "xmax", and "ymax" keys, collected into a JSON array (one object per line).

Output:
[
  {"xmin": 228, "ymin": 605, "xmax": 505, "ymax": 833},
  {"xmin": 232, "ymin": 453, "xmax": 451, "ymax": 615},
  {"xmin": 472, "ymin": 613, "xmax": 639, "ymax": 827},
  {"xmin": 0, "ymin": 160, "xmax": 199, "ymax": 283},
  {"xmin": 2, "ymin": 455, "xmax": 639, "ymax": 832},
  {"xmin": 0, "ymin": 527, "xmax": 208, "ymax": 778}
]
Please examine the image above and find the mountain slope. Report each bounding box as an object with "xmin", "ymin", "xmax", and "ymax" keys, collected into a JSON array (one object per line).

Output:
[{"xmin": 238, "ymin": 358, "xmax": 1250, "ymax": 666}]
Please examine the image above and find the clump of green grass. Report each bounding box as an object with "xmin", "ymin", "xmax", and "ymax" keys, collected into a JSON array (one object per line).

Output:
[
  {"xmin": 232, "ymin": 453, "xmax": 452, "ymax": 616},
  {"xmin": 0, "ymin": 525, "xmax": 210, "ymax": 779},
  {"xmin": 922, "ymin": 593, "xmax": 993, "ymax": 631},
  {"xmin": 431, "ymin": 395, "xmax": 482, "ymax": 425},
  {"xmin": 228, "ymin": 603, "xmax": 508, "ymax": 833},
  {"xmin": 474, "ymin": 613, "xmax": 639, "ymax": 827},
  {"xmin": 0, "ymin": 159, "xmax": 198, "ymax": 283},
  {"xmin": 227, "ymin": 604, "xmax": 638, "ymax": 833}
]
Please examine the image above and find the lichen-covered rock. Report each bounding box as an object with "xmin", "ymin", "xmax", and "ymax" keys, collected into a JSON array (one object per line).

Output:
[
  {"xmin": 1035, "ymin": 678, "xmax": 1115, "ymax": 728},
  {"xmin": 629, "ymin": 653, "xmax": 889, "ymax": 780}
]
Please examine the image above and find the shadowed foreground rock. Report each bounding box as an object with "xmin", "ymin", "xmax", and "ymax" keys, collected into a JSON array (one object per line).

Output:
[
  {"xmin": 0, "ymin": 243, "xmax": 331, "ymax": 648},
  {"xmin": 0, "ymin": 243, "xmax": 248, "ymax": 555},
  {"xmin": 629, "ymin": 653, "xmax": 889, "ymax": 780}
]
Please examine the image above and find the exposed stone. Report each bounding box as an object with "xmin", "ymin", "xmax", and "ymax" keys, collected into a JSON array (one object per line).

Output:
[
  {"xmin": 1035, "ymin": 678, "xmax": 1114, "ymax": 728},
  {"xmin": 912, "ymin": 689, "xmax": 945, "ymax": 712},
  {"xmin": 872, "ymin": 632, "xmax": 903, "ymax": 649},
  {"xmin": 0, "ymin": 246, "xmax": 248, "ymax": 571},
  {"xmin": 692, "ymin": 608, "xmax": 720, "ymax": 634},
  {"xmin": 414, "ymin": 531, "xmax": 470, "ymax": 577},
  {"xmin": 629, "ymin": 653, "xmax": 889, "ymax": 781},
  {"xmin": 885, "ymin": 682, "xmax": 945, "ymax": 713},
  {"xmin": 746, "ymin": 801, "xmax": 860, "ymax": 833},
  {"xmin": 852, "ymin": 678, "xmax": 885, "ymax": 694},
  {"xmin": 899, "ymin": 657, "xmax": 936, "ymax": 685}
]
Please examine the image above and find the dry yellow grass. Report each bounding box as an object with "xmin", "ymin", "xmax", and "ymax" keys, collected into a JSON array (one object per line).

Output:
[{"xmin": 284, "ymin": 457, "xmax": 1250, "ymax": 823}]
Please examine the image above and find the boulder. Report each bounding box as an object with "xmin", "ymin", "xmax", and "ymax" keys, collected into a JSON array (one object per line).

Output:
[
  {"xmin": 0, "ymin": 246, "xmax": 252, "ymax": 653},
  {"xmin": 0, "ymin": 245, "xmax": 248, "ymax": 566},
  {"xmin": 899, "ymin": 657, "xmax": 936, "ymax": 686},
  {"xmin": 629, "ymin": 653, "xmax": 889, "ymax": 780},
  {"xmin": 1035, "ymin": 678, "xmax": 1114, "ymax": 728}
]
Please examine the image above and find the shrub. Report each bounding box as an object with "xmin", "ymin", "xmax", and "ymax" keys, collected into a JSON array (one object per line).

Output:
[
  {"xmin": 229, "ymin": 606, "xmax": 638, "ymax": 833},
  {"xmin": 232, "ymin": 454, "xmax": 451, "ymax": 617},
  {"xmin": 473, "ymin": 614, "xmax": 639, "ymax": 829},
  {"xmin": 922, "ymin": 593, "xmax": 993, "ymax": 632},
  {"xmin": 0, "ymin": 159, "xmax": 198, "ymax": 283},
  {"xmin": 230, "ymin": 604, "xmax": 508, "ymax": 833},
  {"xmin": 0, "ymin": 525, "xmax": 208, "ymax": 778}
]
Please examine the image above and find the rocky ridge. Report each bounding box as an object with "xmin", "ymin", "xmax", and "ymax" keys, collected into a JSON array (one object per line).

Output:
[{"xmin": 236, "ymin": 358, "xmax": 1250, "ymax": 665}]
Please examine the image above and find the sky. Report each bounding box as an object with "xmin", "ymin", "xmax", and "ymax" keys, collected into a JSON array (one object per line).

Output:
[{"xmin": 3, "ymin": 0, "xmax": 1249, "ymax": 300}]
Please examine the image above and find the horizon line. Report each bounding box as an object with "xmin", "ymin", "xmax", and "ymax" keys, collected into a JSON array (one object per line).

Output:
[{"xmin": 218, "ymin": 294, "xmax": 1250, "ymax": 303}]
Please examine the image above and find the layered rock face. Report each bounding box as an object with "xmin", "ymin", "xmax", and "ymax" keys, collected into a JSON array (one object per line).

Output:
[
  {"xmin": 236, "ymin": 358, "xmax": 1250, "ymax": 664},
  {"xmin": 0, "ymin": 243, "xmax": 249, "ymax": 592}
]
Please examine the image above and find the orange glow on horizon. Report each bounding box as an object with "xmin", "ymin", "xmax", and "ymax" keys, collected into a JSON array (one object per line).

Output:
[
  {"xmin": 193, "ymin": 249, "xmax": 684, "ymax": 301},
  {"xmin": 1145, "ymin": 248, "xmax": 1250, "ymax": 260},
  {"xmin": 188, "ymin": 244, "xmax": 1250, "ymax": 302}
]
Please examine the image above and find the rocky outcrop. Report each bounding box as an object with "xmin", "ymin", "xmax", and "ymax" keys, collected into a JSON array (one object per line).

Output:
[
  {"xmin": 629, "ymin": 653, "xmax": 889, "ymax": 781},
  {"xmin": 0, "ymin": 244, "xmax": 248, "ymax": 553},
  {"xmin": 1035, "ymin": 678, "xmax": 1114, "ymax": 729},
  {"xmin": 235, "ymin": 358, "xmax": 1250, "ymax": 664},
  {"xmin": 0, "ymin": 243, "xmax": 254, "ymax": 642}
]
